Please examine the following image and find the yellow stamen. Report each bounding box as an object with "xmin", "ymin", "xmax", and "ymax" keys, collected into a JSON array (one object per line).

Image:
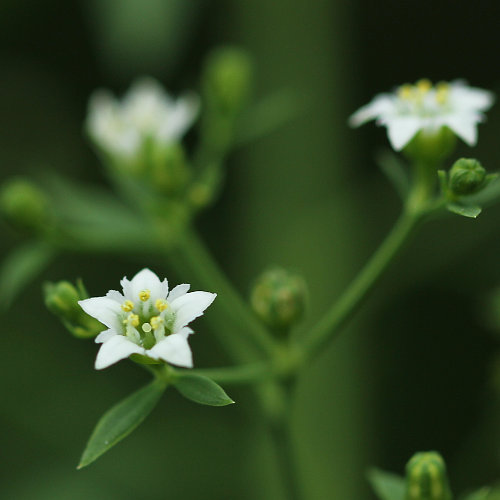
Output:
[
  {"xmin": 150, "ymin": 316, "xmax": 163, "ymax": 330},
  {"xmin": 139, "ymin": 289, "xmax": 151, "ymax": 302},
  {"xmin": 124, "ymin": 313, "xmax": 139, "ymax": 327},
  {"xmin": 435, "ymin": 82, "xmax": 449, "ymax": 105},
  {"xmin": 398, "ymin": 84, "xmax": 413, "ymax": 100},
  {"xmin": 416, "ymin": 78, "xmax": 432, "ymax": 94},
  {"xmin": 121, "ymin": 300, "xmax": 134, "ymax": 312},
  {"xmin": 155, "ymin": 299, "xmax": 168, "ymax": 312}
]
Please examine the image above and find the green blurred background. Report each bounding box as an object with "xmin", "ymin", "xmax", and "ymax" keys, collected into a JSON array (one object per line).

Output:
[{"xmin": 2, "ymin": 1, "xmax": 500, "ymax": 499}]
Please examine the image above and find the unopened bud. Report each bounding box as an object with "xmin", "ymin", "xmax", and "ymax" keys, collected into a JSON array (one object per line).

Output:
[
  {"xmin": 44, "ymin": 280, "xmax": 101, "ymax": 339},
  {"xmin": 449, "ymin": 158, "xmax": 486, "ymax": 195},
  {"xmin": 405, "ymin": 452, "xmax": 452, "ymax": 500},
  {"xmin": 0, "ymin": 178, "xmax": 50, "ymax": 229},
  {"xmin": 250, "ymin": 268, "xmax": 307, "ymax": 332},
  {"xmin": 203, "ymin": 47, "xmax": 253, "ymax": 116}
]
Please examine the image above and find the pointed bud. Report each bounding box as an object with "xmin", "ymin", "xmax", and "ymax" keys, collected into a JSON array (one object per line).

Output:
[
  {"xmin": 405, "ymin": 452, "xmax": 452, "ymax": 500},
  {"xmin": 203, "ymin": 47, "xmax": 253, "ymax": 116},
  {"xmin": 250, "ymin": 268, "xmax": 307, "ymax": 333},
  {"xmin": 44, "ymin": 280, "xmax": 102, "ymax": 339},
  {"xmin": 0, "ymin": 178, "xmax": 50, "ymax": 230}
]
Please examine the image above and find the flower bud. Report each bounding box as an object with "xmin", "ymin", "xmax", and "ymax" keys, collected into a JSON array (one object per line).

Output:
[
  {"xmin": 449, "ymin": 158, "xmax": 486, "ymax": 195},
  {"xmin": 250, "ymin": 268, "xmax": 307, "ymax": 332},
  {"xmin": 149, "ymin": 143, "xmax": 191, "ymax": 195},
  {"xmin": 203, "ymin": 47, "xmax": 253, "ymax": 116},
  {"xmin": 405, "ymin": 452, "xmax": 452, "ymax": 500},
  {"xmin": 44, "ymin": 280, "xmax": 102, "ymax": 339},
  {"xmin": 0, "ymin": 178, "xmax": 50, "ymax": 230}
]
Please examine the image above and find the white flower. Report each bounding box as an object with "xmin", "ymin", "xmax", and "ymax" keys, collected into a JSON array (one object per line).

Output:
[
  {"xmin": 78, "ymin": 269, "xmax": 216, "ymax": 370},
  {"xmin": 86, "ymin": 77, "xmax": 199, "ymax": 160},
  {"xmin": 349, "ymin": 79, "xmax": 494, "ymax": 151}
]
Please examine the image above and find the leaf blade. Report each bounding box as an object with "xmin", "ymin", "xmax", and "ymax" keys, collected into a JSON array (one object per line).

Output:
[
  {"xmin": 175, "ymin": 373, "xmax": 234, "ymax": 406},
  {"xmin": 367, "ymin": 467, "xmax": 406, "ymax": 500},
  {"xmin": 78, "ymin": 379, "xmax": 166, "ymax": 469}
]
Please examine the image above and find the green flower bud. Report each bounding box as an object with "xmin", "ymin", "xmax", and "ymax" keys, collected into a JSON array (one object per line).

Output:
[
  {"xmin": 250, "ymin": 268, "xmax": 307, "ymax": 332},
  {"xmin": 149, "ymin": 143, "xmax": 191, "ymax": 195},
  {"xmin": 203, "ymin": 47, "xmax": 253, "ymax": 116},
  {"xmin": 44, "ymin": 280, "xmax": 101, "ymax": 339},
  {"xmin": 449, "ymin": 158, "xmax": 486, "ymax": 195},
  {"xmin": 405, "ymin": 452, "xmax": 452, "ymax": 500},
  {"xmin": 0, "ymin": 178, "xmax": 50, "ymax": 230}
]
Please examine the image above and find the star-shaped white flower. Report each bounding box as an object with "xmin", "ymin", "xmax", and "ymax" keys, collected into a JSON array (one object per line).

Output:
[
  {"xmin": 78, "ymin": 269, "xmax": 216, "ymax": 370},
  {"xmin": 86, "ymin": 77, "xmax": 199, "ymax": 160},
  {"xmin": 349, "ymin": 79, "xmax": 494, "ymax": 151}
]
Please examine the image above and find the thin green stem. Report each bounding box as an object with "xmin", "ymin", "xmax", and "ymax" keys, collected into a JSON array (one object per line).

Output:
[
  {"xmin": 264, "ymin": 381, "xmax": 304, "ymax": 500},
  {"xmin": 301, "ymin": 208, "xmax": 422, "ymax": 361},
  {"xmin": 169, "ymin": 228, "xmax": 277, "ymax": 361}
]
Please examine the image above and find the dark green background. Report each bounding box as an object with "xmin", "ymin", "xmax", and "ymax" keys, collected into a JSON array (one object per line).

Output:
[{"xmin": 2, "ymin": 1, "xmax": 500, "ymax": 499}]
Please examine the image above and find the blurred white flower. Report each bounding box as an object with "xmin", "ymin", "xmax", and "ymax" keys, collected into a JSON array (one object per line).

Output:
[
  {"xmin": 79, "ymin": 269, "xmax": 216, "ymax": 370},
  {"xmin": 86, "ymin": 77, "xmax": 199, "ymax": 160},
  {"xmin": 349, "ymin": 79, "xmax": 494, "ymax": 151}
]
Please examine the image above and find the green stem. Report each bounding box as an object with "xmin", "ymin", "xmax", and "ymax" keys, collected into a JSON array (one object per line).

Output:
[
  {"xmin": 264, "ymin": 381, "xmax": 304, "ymax": 500},
  {"xmin": 301, "ymin": 208, "xmax": 422, "ymax": 361},
  {"xmin": 168, "ymin": 228, "xmax": 277, "ymax": 361}
]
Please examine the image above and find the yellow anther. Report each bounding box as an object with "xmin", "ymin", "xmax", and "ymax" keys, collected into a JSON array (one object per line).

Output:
[
  {"xmin": 416, "ymin": 78, "xmax": 432, "ymax": 94},
  {"xmin": 435, "ymin": 82, "xmax": 449, "ymax": 105},
  {"xmin": 155, "ymin": 299, "xmax": 168, "ymax": 312},
  {"xmin": 121, "ymin": 300, "xmax": 134, "ymax": 312},
  {"xmin": 126, "ymin": 313, "xmax": 139, "ymax": 327},
  {"xmin": 139, "ymin": 289, "xmax": 151, "ymax": 302},
  {"xmin": 398, "ymin": 84, "xmax": 413, "ymax": 100},
  {"xmin": 150, "ymin": 316, "xmax": 163, "ymax": 330}
]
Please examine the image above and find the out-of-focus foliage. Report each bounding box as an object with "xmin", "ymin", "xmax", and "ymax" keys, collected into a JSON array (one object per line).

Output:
[{"xmin": 2, "ymin": 1, "xmax": 500, "ymax": 500}]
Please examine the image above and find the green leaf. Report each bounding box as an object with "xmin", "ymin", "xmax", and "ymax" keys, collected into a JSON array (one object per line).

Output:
[
  {"xmin": 235, "ymin": 89, "xmax": 303, "ymax": 147},
  {"xmin": 376, "ymin": 150, "xmax": 410, "ymax": 200},
  {"xmin": 174, "ymin": 373, "xmax": 234, "ymax": 406},
  {"xmin": 367, "ymin": 467, "xmax": 406, "ymax": 500},
  {"xmin": 78, "ymin": 379, "xmax": 166, "ymax": 469},
  {"xmin": 462, "ymin": 488, "xmax": 493, "ymax": 500},
  {"xmin": 0, "ymin": 241, "xmax": 55, "ymax": 310},
  {"xmin": 447, "ymin": 203, "xmax": 482, "ymax": 218}
]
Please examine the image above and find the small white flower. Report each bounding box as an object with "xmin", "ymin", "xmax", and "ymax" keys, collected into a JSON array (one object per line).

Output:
[
  {"xmin": 86, "ymin": 77, "xmax": 199, "ymax": 160},
  {"xmin": 349, "ymin": 79, "xmax": 494, "ymax": 151},
  {"xmin": 78, "ymin": 269, "xmax": 216, "ymax": 370}
]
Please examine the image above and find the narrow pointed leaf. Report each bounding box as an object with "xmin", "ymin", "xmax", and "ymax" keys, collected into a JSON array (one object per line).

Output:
[
  {"xmin": 0, "ymin": 241, "xmax": 55, "ymax": 310},
  {"xmin": 175, "ymin": 373, "xmax": 234, "ymax": 406},
  {"xmin": 78, "ymin": 379, "xmax": 166, "ymax": 469},
  {"xmin": 447, "ymin": 203, "xmax": 482, "ymax": 218},
  {"xmin": 367, "ymin": 467, "xmax": 406, "ymax": 500},
  {"xmin": 376, "ymin": 150, "xmax": 410, "ymax": 200},
  {"xmin": 461, "ymin": 488, "xmax": 493, "ymax": 500}
]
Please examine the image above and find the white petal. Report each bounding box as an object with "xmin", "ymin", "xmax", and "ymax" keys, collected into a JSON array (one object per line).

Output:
[
  {"xmin": 442, "ymin": 115, "xmax": 479, "ymax": 146},
  {"xmin": 106, "ymin": 289, "xmax": 124, "ymax": 303},
  {"xmin": 95, "ymin": 335, "xmax": 144, "ymax": 370},
  {"xmin": 385, "ymin": 116, "xmax": 423, "ymax": 151},
  {"xmin": 348, "ymin": 94, "xmax": 395, "ymax": 127},
  {"xmin": 78, "ymin": 297, "xmax": 122, "ymax": 331},
  {"xmin": 122, "ymin": 268, "xmax": 168, "ymax": 301},
  {"xmin": 156, "ymin": 93, "xmax": 200, "ymax": 143},
  {"xmin": 167, "ymin": 283, "xmax": 190, "ymax": 303},
  {"xmin": 147, "ymin": 331, "xmax": 193, "ymax": 368},
  {"xmin": 449, "ymin": 82, "xmax": 494, "ymax": 112},
  {"xmin": 171, "ymin": 291, "xmax": 217, "ymax": 331},
  {"xmin": 95, "ymin": 329, "xmax": 117, "ymax": 344}
]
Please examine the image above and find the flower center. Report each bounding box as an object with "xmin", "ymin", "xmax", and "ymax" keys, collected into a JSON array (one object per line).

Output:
[
  {"xmin": 397, "ymin": 79, "xmax": 450, "ymax": 116},
  {"xmin": 121, "ymin": 297, "xmax": 173, "ymax": 348}
]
